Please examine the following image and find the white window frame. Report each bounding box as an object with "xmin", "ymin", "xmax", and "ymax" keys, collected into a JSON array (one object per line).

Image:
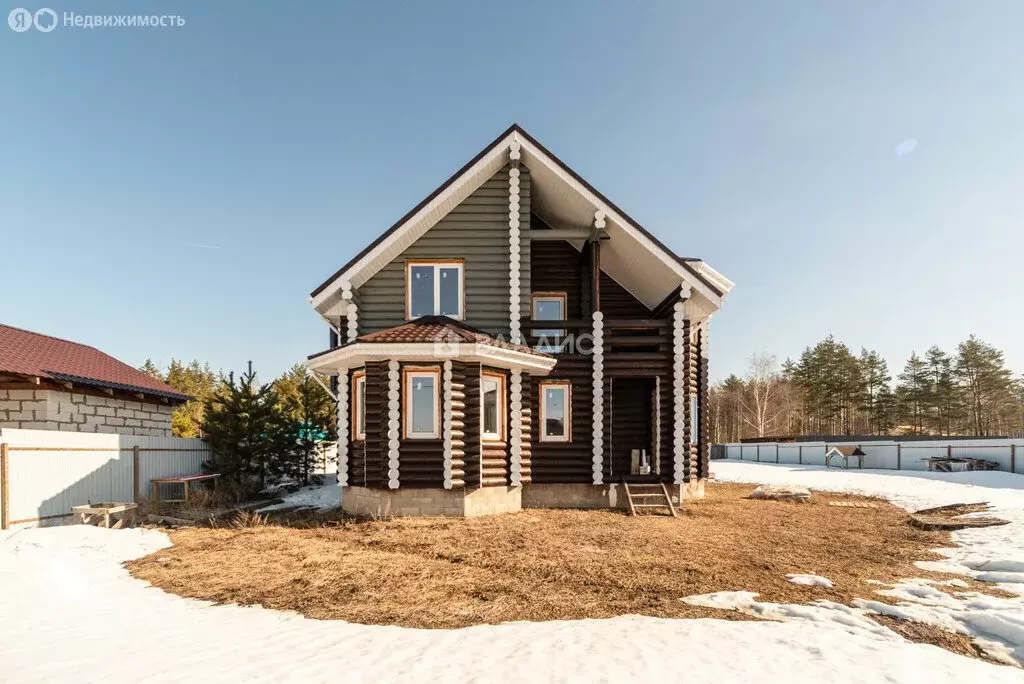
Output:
[
  {"xmin": 531, "ymin": 292, "xmax": 567, "ymax": 352},
  {"xmin": 405, "ymin": 260, "xmax": 465, "ymax": 320},
  {"xmin": 539, "ymin": 381, "xmax": 571, "ymax": 443},
  {"xmin": 403, "ymin": 367, "xmax": 440, "ymax": 439},
  {"xmin": 351, "ymin": 370, "xmax": 366, "ymax": 441},
  {"xmin": 480, "ymin": 370, "xmax": 506, "ymax": 442}
]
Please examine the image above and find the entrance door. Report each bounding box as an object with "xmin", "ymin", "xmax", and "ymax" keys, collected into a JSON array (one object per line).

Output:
[{"xmin": 610, "ymin": 378, "xmax": 655, "ymax": 478}]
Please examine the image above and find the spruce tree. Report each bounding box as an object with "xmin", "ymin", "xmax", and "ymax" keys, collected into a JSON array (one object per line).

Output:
[
  {"xmin": 202, "ymin": 361, "xmax": 282, "ymax": 491},
  {"xmin": 273, "ymin": 369, "xmax": 338, "ymax": 485}
]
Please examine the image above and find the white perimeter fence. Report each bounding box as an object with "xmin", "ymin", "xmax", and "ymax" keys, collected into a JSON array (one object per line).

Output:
[
  {"xmin": 718, "ymin": 438, "xmax": 1024, "ymax": 475},
  {"xmin": 0, "ymin": 428, "xmax": 211, "ymax": 528}
]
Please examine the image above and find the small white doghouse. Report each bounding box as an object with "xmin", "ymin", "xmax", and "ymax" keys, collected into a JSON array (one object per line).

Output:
[{"xmin": 825, "ymin": 445, "xmax": 866, "ymax": 469}]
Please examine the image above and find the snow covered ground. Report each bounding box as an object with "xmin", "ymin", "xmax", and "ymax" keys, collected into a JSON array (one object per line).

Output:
[
  {"xmin": 711, "ymin": 460, "xmax": 1024, "ymax": 666},
  {"xmin": 0, "ymin": 463, "xmax": 1022, "ymax": 682}
]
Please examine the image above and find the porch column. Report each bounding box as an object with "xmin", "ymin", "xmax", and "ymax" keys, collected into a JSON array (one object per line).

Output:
[
  {"xmin": 508, "ymin": 139, "xmax": 523, "ymax": 344},
  {"xmin": 341, "ymin": 283, "xmax": 359, "ymax": 343},
  {"xmin": 510, "ymin": 369, "xmax": 523, "ymax": 486},
  {"xmin": 442, "ymin": 360, "xmax": 454, "ymax": 489},
  {"xmin": 336, "ymin": 370, "xmax": 349, "ymax": 486},
  {"xmin": 386, "ymin": 360, "xmax": 401, "ymax": 489},
  {"xmin": 672, "ymin": 286, "xmax": 693, "ymax": 484},
  {"xmin": 592, "ymin": 310, "xmax": 605, "ymax": 485}
]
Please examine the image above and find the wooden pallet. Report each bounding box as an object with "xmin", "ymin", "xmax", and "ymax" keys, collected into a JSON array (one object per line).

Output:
[{"xmin": 622, "ymin": 480, "xmax": 677, "ymax": 517}]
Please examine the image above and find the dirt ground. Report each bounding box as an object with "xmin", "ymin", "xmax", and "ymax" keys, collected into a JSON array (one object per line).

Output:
[{"xmin": 127, "ymin": 482, "xmax": 1002, "ymax": 637}]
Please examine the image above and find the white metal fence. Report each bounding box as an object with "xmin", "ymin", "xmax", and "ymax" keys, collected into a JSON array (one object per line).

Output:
[
  {"xmin": 718, "ymin": 438, "xmax": 1024, "ymax": 474},
  {"xmin": 0, "ymin": 428, "xmax": 211, "ymax": 528}
]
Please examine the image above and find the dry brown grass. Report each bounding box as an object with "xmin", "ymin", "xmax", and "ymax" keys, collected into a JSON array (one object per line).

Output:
[{"xmin": 127, "ymin": 482, "xmax": 1002, "ymax": 634}]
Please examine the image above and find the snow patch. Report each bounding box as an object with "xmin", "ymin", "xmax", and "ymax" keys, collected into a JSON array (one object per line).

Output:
[
  {"xmin": 257, "ymin": 474, "xmax": 341, "ymax": 512},
  {"xmin": 714, "ymin": 461, "xmax": 1024, "ymax": 666},
  {"xmin": 1, "ymin": 522, "xmax": 1020, "ymax": 682},
  {"xmin": 787, "ymin": 573, "xmax": 834, "ymax": 588}
]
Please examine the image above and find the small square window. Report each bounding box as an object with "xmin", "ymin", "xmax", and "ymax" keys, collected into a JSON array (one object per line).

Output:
[
  {"xmin": 531, "ymin": 293, "xmax": 567, "ymax": 353},
  {"xmin": 540, "ymin": 381, "xmax": 571, "ymax": 442},
  {"xmin": 404, "ymin": 368, "xmax": 440, "ymax": 439}
]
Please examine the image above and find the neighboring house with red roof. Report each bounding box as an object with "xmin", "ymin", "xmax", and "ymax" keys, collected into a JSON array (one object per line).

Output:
[
  {"xmin": 307, "ymin": 125, "xmax": 733, "ymax": 517},
  {"xmin": 0, "ymin": 325, "xmax": 190, "ymax": 436}
]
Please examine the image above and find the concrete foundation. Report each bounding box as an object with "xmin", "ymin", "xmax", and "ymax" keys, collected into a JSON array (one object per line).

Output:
[
  {"xmin": 342, "ymin": 479, "xmax": 707, "ymax": 518},
  {"xmin": 342, "ymin": 485, "xmax": 522, "ymax": 518}
]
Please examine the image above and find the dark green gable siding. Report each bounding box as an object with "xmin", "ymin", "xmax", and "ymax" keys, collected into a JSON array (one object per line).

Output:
[{"xmin": 357, "ymin": 164, "xmax": 531, "ymax": 337}]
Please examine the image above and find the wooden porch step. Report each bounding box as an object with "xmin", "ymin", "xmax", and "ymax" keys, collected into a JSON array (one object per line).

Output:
[{"xmin": 622, "ymin": 479, "xmax": 677, "ymax": 517}]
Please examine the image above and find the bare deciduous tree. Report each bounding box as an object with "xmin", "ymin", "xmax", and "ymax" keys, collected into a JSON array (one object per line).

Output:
[{"xmin": 738, "ymin": 353, "xmax": 788, "ymax": 437}]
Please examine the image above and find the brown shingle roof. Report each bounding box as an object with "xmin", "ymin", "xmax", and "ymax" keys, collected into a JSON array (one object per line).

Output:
[
  {"xmin": 0, "ymin": 324, "xmax": 191, "ymax": 402},
  {"xmin": 308, "ymin": 317, "xmax": 550, "ymax": 360}
]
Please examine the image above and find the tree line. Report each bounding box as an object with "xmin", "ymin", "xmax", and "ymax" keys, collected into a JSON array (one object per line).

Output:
[
  {"xmin": 711, "ymin": 335, "xmax": 1024, "ymax": 443},
  {"xmin": 142, "ymin": 359, "xmax": 336, "ymax": 492}
]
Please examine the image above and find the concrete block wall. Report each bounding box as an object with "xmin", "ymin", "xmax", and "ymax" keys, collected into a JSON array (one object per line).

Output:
[{"xmin": 0, "ymin": 388, "xmax": 173, "ymax": 437}]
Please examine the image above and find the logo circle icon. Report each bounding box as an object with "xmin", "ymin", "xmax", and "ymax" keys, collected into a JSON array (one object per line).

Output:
[
  {"xmin": 34, "ymin": 8, "xmax": 57, "ymax": 32},
  {"xmin": 8, "ymin": 7, "xmax": 33, "ymax": 32}
]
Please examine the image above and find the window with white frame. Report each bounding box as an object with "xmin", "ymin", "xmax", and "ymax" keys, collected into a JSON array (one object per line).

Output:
[
  {"xmin": 351, "ymin": 371, "xmax": 366, "ymax": 441},
  {"xmin": 539, "ymin": 381, "xmax": 571, "ymax": 442},
  {"xmin": 407, "ymin": 261, "xmax": 463, "ymax": 319},
  {"xmin": 404, "ymin": 368, "xmax": 440, "ymax": 439},
  {"xmin": 481, "ymin": 371, "xmax": 506, "ymax": 441},
  {"xmin": 531, "ymin": 292, "xmax": 566, "ymax": 352}
]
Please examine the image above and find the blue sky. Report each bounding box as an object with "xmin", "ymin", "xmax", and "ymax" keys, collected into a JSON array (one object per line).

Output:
[{"xmin": 2, "ymin": 1, "xmax": 1022, "ymax": 383}]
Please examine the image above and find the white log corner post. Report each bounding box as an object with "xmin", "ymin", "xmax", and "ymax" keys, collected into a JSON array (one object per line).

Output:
[
  {"xmin": 591, "ymin": 210, "xmax": 607, "ymax": 485},
  {"xmin": 510, "ymin": 368, "xmax": 523, "ymax": 486},
  {"xmin": 336, "ymin": 371, "xmax": 349, "ymax": 487},
  {"xmin": 508, "ymin": 138, "xmax": 523, "ymax": 344},
  {"xmin": 672, "ymin": 284, "xmax": 692, "ymax": 485},
  {"xmin": 442, "ymin": 360, "xmax": 454, "ymax": 489},
  {"xmin": 342, "ymin": 282, "xmax": 358, "ymax": 343},
  {"xmin": 387, "ymin": 360, "xmax": 401, "ymax": 489}
]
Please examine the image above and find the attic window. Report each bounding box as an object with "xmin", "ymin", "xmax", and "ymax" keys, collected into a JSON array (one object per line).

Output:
[{"xmin": 407, "ymin": 260, "xmax": 464, "ymax": 319}]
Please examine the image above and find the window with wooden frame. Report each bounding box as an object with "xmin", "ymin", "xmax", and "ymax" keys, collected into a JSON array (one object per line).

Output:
[
  {"xmin": 350, "ymin": 370, "xmax": 366, "ymax": 441},
  {"xmin": 406, "ymin": 260, "xmax": 464, "ymax": 319},
  {"xmin": 480, "ymin": 370, "xmax": 506, "ymax": 441},
  {"xmin": 531, "ymin": 292, "xmax": 567, "ymax": 352},
  {"xmin": 539, "ymin": 381, "xmax": 571, "ymax": 442},
  {"xmin": 403, "ymin": 367, "xmax": 440, "ymax": 439}
]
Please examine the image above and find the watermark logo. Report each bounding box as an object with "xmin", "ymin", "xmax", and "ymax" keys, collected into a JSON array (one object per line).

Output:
[
  {"xmin": 8, "ymin": 8, "xmax": 31, "ymax": 31},
  {"xmin": 8, "ymin": 8, "xmax": 185, "ymax": 32}
]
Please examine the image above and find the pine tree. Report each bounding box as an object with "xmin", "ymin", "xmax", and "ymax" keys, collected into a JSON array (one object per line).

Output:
[
  {"xmin": 955, "ymin": 336, "xmax": 1014, "ymax": 436},
  {"xmin": 202, "ymin": 361, "xmax": 283, "ymax": 491},
  {"xmin": 923, "ymin": 346, "xmax": 958, "ymax": 436},
  {"xmin": 897, "ymin": 353, "xmax": 930, "ymax": 435},
  {"xmin": 858, "ymin": 348, "xmax": 891, "ymax": 435}
]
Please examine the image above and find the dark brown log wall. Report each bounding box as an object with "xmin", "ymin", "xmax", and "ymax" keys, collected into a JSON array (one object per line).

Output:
[
  {"xmin": 362, "ymin": 361, "xmax": 388, "ymax": 488},
  {"xmin": 697, "ymin": 326, "xmax": 710, "ymax": 479},
  {"xmin": 457, "ymin": 361, "xmax": 482, "ymax": 488},
  {"xmin": 530, "ymin": 236, "xmax": 584, "ymax": 317},
  {"xmin": 682, "ymin": 320, "xmax": 695, "ymax": 482},
  {"xmin": 529, "ymin": 355, "xmax": 594, "ymax": 483},
  {"xmin": 397, "ymin": 363, "xmax": 444, "ymax": 488}
]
